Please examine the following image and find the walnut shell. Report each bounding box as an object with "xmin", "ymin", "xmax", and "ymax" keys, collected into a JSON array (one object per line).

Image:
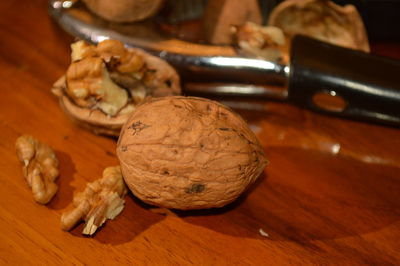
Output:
[
  {"xmin": 268, "ymin": 0, "xmax": 370, "ymax": 52},
  {"xmin": 52, "ymin": 46, "xmax": 181, "ymax": 136},
  {"xmin": 83, "ymin": 0, "xmax": 165, "ymax": 23},
  {"xmin": 117, "ymin": 96, "xmax": 267, "ymax": 210}
]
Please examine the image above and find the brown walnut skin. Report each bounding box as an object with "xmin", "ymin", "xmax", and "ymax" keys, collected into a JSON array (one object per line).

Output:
[
  {"xmin": 268, "ymin": 0, "xmax": 370, "ymax": 53},
  {"xmin": 83, "ymin": 0, "xmax": 165, "ymax": 23},
  {"xmin": 52, "ymin": 45, "xmax": 181, "ymax": 137},
  {"xmin": 117, "ymin": 96, "xmax": 267, "ymax": 210}
]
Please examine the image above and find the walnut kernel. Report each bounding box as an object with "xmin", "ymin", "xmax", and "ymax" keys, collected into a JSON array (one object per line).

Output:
[
  {"xmin": 52, "ymin": 39, "xmax": 181, "ymax": 136},
  {"xmin": 234, "ymin": 21, "xmax": 287, "ymax": 62},
  {"xmin": 15, "ymin": 135, "xmax": 59, "ymax": 204},
  {"xmin": 60, "ymin": 166, "xmax": 127, "ymax": 235}
]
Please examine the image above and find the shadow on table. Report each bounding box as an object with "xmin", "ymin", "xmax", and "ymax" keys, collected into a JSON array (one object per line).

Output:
[
  {"xmin": 74, "ymin": 193, "xmax": 166, "ymax": 244},
  {"xmin": 47, "ymin": 150, "xmax": 76, "ymax": 210},
  {"xmin": 82, "ymin": 172, "xmax": 266, "ymax": 245},
  {"xmin": 178, "ymin": 147, "xmax": 400, "ymax": 244}
]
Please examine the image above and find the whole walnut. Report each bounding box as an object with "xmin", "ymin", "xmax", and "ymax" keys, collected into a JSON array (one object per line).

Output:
[
  {"xmin": 117, "ymin": 96, "xmax": 267, "ymax": 210},
  {"xmin": 83, "ymin": 0, "xmax": 165, "ymax": 23}
]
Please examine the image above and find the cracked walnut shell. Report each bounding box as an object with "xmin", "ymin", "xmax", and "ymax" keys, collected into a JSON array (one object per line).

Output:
[
  {"xmin": 52, "ymin": 40, "xmax": 181, "ymax": 136},
  {"xmin": 117, "ymin": 96, "xmax": 267, "ymax": 210},
  {"xmin": 268, "ymin": 0, "xmax": 370, "ymax": 52}
]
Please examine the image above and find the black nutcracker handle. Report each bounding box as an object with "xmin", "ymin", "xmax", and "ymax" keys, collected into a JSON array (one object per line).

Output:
[{"xmin": 288, "ymin": 35, "xmax": 400, "ymax": 127}]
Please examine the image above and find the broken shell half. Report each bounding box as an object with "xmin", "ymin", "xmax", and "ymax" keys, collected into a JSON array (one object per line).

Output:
[
  {"xmin": 52, "ymin": 46, "xmax": 181, "ymax": 136},
  {"xmin": 268, "ymin": 0, "xmax": 370, "ymax": 52}
]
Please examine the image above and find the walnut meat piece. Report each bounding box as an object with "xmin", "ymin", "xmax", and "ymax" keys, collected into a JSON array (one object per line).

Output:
[
  {"xmin": 268, "ymin": 0, "xmax": 370, "ymax": 52},
  {"xmin": 70, "ymin": 40, "xmax": 96, "ymax": 62},
  {"xmin": 52, "ymin": 39, "xmax": 181, "ymax": 136},
  {"xmin": 61, "ymin": 166, "xmax": 127, "ymax": 235},
  {"xmin": 233, "ymin": 21, "xmax": 288, "ymax": 62},
  {"xmin": 15, "ymin": 135, "xmax": 59, "ymax": 204},
  {"xmin": 202, "ymin": 0, "xmax": 262, "ymax": 45},
  {"xmin": 96, "ymin": 40, "xmax": 145, "ymax": 74},
  {"xmin": 66, "ymin": 57, "xmax": 129, "ymax": 116},
  {"xmin": 117, "ymin": 96, "xmax": 267, "ymax": 210}
]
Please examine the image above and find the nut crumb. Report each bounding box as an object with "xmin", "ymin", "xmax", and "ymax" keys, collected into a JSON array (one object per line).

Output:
[
  {"xmin": 60, "ymin": 166, "xmax": 127, "ymax": 235},
  {"xmin": 259, "ymin": 228, "xmax": 269, "ymax": 237},
  {"xmin": 15, "ymin": 135, "xmax": 59, "ymax": 204}
]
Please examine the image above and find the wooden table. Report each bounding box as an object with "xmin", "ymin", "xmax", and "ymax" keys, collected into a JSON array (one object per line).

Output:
[{"xmin": 1, "ymin": 1, "xmax": 400, "ymax": 264}]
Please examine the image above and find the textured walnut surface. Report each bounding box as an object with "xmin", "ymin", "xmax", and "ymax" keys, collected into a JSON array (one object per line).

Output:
[
  {"xmin": 117, "ymin": 96, "xmax": 267, "ymax": 210},
  {"xmin": 83, "ymin": 0, "xmax": 165, "ymax": 23}
]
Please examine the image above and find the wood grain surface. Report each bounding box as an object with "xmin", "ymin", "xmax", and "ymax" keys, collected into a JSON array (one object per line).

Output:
[{"xmin": 1, "ymin": 1, "xmax": 400, "ymax": 265}]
